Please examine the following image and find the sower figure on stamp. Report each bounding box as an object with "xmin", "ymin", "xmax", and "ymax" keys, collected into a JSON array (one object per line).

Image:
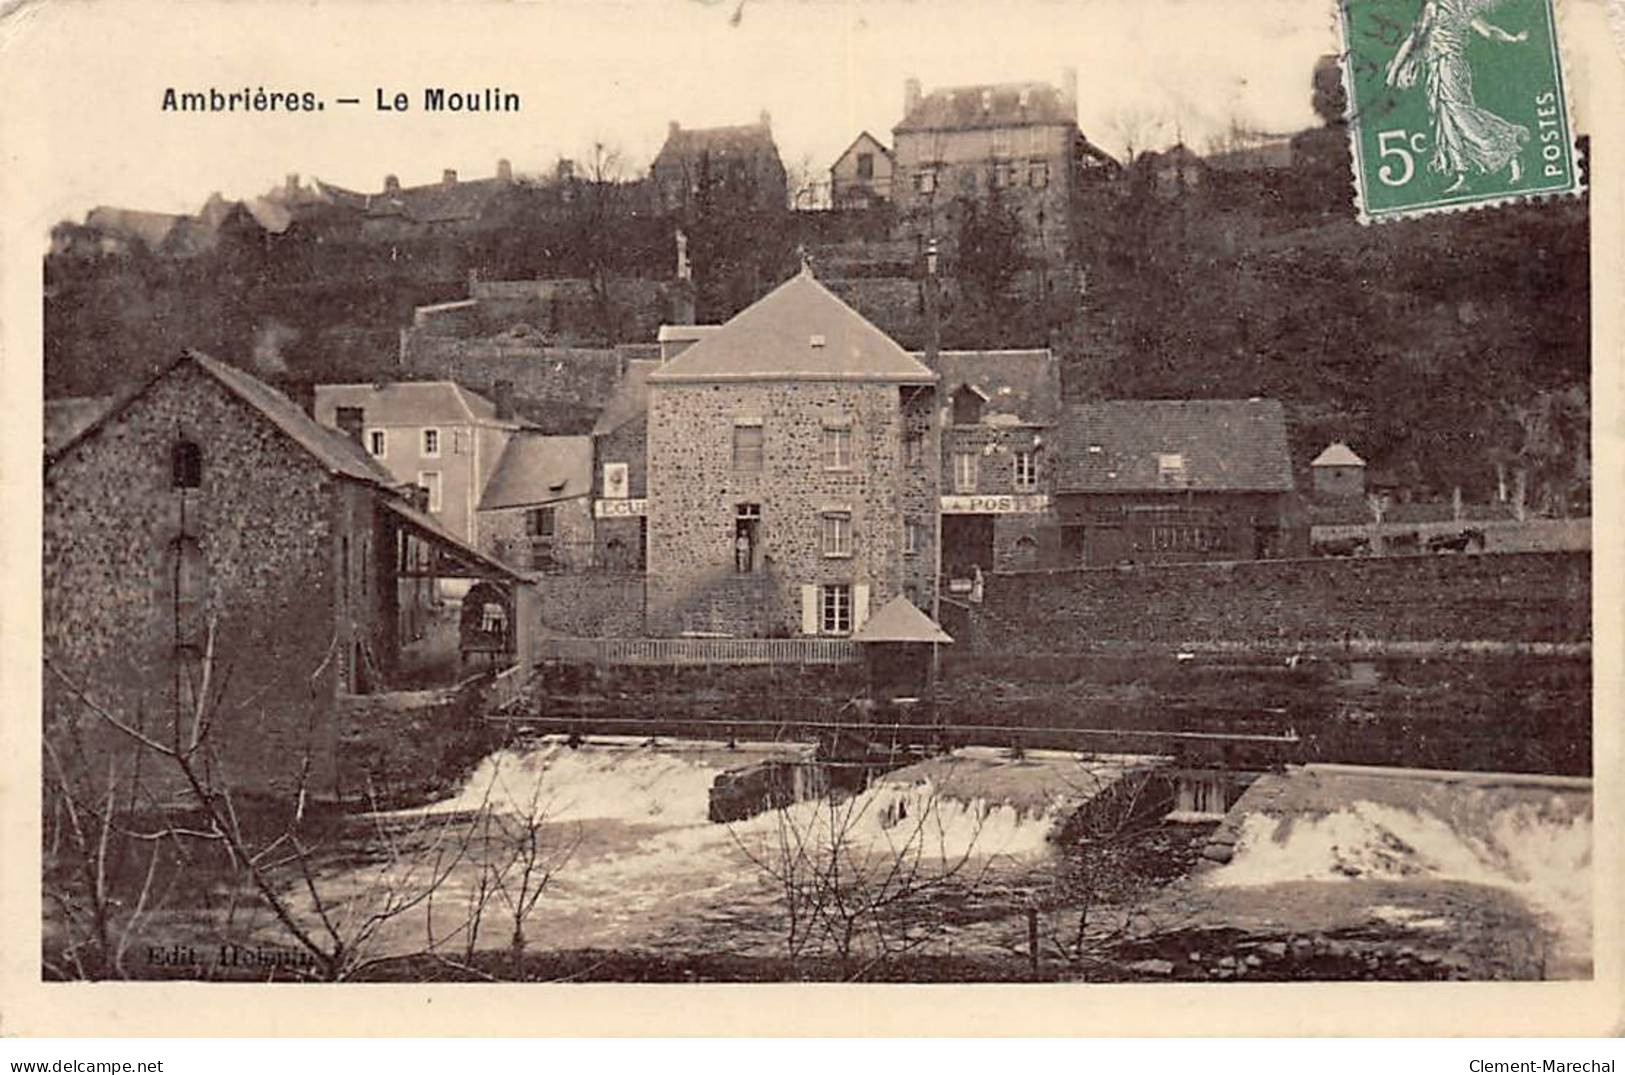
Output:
[{"xmin": 1386, "ymin": 0, "xmax": 1531, "ymax": 192}]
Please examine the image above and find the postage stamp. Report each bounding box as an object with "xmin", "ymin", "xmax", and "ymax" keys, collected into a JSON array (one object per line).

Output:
[{"xmin": 1339, "ymin": 0, "xmax": 1582, "ymax": 222}]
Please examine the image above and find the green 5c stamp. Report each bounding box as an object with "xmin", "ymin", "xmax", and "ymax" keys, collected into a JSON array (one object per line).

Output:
[{"xmin": 1339, "ymin": 0, "xmax": 1582, "ymax": 222}]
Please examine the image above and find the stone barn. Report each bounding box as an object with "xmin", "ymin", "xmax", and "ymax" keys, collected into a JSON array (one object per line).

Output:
[{"xmin": 44, "ymin": 351, "xmax": 533, "ymax": 799}]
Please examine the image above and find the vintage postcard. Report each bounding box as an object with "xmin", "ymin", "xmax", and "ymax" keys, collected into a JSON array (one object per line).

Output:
[{"xmin": 1, "ymin": 0, "xmax": 1620, "ymax": 1038}]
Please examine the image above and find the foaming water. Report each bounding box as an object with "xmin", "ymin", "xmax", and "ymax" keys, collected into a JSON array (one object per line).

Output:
[
  {"xmin": 1208, "ymin": 790, "xmax": 1592, "ymax": 963},
  {"xmin": 336, "ymin": 741, "xmax": 1078, "ymax": 957},
  {"xmin": 423, "ymin": 741, "xmax": 727, "ymax": 824}
]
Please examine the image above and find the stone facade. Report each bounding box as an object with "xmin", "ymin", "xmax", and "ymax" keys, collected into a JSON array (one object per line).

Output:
[
  {"xmin": 480, "ymin": 495, "xmax": 596, "ymax": 574},
  {"xmin": 646, "ymin": 380, "xmax": 936, "ymax": 636},
  {"xmin": 940, "ymin": 421, "xmax": 1053, "ymax": 574},
  {"xmin": 45, "ymin": 356, "xmax": 530, "ymax": 799},
  {"xmin": 44, "ymin": 362, "xmax": 382, "ymax": 796},
  {"xmin": 893, "ymin": 121, "xmax": 1079, "ymax": 255},
  {"xmin": 1313, "ymin": 463, "xmax": 1367, "ymax": 500}
]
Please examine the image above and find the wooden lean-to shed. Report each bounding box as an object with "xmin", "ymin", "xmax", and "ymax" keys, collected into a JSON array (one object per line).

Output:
[{"xmin": 851, "ymin": 595, "xmax": 953, "ymax": 701}]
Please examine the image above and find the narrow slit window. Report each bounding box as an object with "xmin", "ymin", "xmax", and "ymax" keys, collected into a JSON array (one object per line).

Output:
[{"xmin": 172, "ymin": 439, "xmax": 202, "ymax": 489}]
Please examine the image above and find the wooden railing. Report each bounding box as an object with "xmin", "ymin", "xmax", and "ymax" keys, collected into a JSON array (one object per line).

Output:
[{"xmin": 538, "ymin": 636, "xmax": 860, "ymax": 667}]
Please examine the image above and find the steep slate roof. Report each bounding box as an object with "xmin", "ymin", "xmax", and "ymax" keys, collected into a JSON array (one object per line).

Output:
[
  {"xmin": 193, "ymin": 355, "xmax": 395, "ymax": 483},
  {"xmin": 852, "ymin": 596, "xmax": 953, "ymax": 644},
  {"xmin": 592, "ymin": 359, "xmax": 661, "ymax": 436},
  {"xmin": 918, "ymin": 349, "xmax": 1060, "ymax": 426},
  {"xmin": 46, "ymin": 352, "xmax": 522, "ymax": 581},
  {"xmin": 895, "ymin": 82, "xmax": 1073, "ymax": 133},
  {"xmin": 1311, "ymin": 442, "xmax": 1366, "ymax": 467},
  {"xmin": 313, "ymin": 175, "xmax": 513, "ymax": 223},
  {"xmin": 653, "ymin": 121, "xmax": 781, "ymax": 170},
  {"xmin": 48, "ymin": 352, "xmax": 392, "ymax": 486},
  {"xmin": 313, "ymin": 381, "xmax": 500, "ymax": 427},
  {"xmin": 648, "ymin": 270, "xmax": 936, "ymax": 384},
  {"xmin": 479, "ymin": 434, "xmax": 594, "ymax": 511},
  {"xmin": 44, "ymin": 396, "xmax": 114, "ymax": 452},
  {"xmin": 367, "ymin": 178, "xmax": 511, "ymax": 223},
  {"xmin": 84, "ymin": 207, "xmax": 187, "ymax": 248},
  {"xmin": 1057, "ymin": 399, "xmax": 1295, "ymax": 494},
  {"xmin": 833, "ymin": 131, "xmax": 893, "ymax": 166}
]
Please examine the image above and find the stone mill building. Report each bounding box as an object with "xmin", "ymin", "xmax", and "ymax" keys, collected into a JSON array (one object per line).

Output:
[{"xmin": 644, "ymin": 269, "xmax": 940, "ymax": 637}]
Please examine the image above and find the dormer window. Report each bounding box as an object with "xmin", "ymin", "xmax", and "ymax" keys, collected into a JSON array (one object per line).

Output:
[
  {"xmin": 1158, "ymin": 453, "xmax": 1187, "ymax": 487},
  {"xmin": 172, "ymin": 439, "xmax": 202, "ymax": 489},
  {"xmin": 951, "ymin": 384, "xmax": 985, "ymax": 425}
]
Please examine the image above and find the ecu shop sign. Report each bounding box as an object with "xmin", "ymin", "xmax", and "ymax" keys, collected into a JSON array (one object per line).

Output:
[{"xmin": 1339, "ymin": 0, "xmax": 1581, "ymax": 222}]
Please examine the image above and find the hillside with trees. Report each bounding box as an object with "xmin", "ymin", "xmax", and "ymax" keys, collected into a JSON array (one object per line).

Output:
[{"xmin": 44, "ymin": 66, "xmax": 1589, "ymax": 515}]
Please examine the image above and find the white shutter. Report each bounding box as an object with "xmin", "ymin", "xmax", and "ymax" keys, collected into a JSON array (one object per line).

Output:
[
  {"xmin": 853, "ymin": 583, "xmax": 870, "ymax": 631},
  {"xmin": 801, "ymin": 584, "xmax": 819, "ymax": 635}
]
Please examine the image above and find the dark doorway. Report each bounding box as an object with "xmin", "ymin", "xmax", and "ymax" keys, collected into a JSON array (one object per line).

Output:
[
  {"xmin": 735, "ymin": 503, "xmax": 762, "ymax": 572},
  {"xmin": 942, "ymin": 514, "xmax": 995, "ymax": 578}
]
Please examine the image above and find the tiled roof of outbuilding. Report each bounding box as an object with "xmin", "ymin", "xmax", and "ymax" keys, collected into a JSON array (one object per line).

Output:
[
  {"xmin": 1311, "ymin": 442, "xmax": 1366, "ymax": 467},
  {"xmin": 920, "ymin": 349, "xmax": 1061, "ymax": 426},
  {"xmin": 1057, "ymin": 399, "xmax": 1295, "ymax": 493},
  {"xmin": 479, "ymin": 434, "xmax": 594, "ymax": 511},
  {"xmin": 852, "ymin": 596, "xmax": 953, "ymax": 644}
]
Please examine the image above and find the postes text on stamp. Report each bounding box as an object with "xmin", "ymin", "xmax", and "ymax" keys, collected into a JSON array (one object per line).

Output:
[{"xmin": 1339, "ymin": 0, "xmax": 1581, "ymax": 222}]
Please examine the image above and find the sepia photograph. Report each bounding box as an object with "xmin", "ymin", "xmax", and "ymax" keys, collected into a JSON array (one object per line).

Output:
[{"xmin": 4, "ymin": 0, "xmax": 1621, "ymax": 1039}]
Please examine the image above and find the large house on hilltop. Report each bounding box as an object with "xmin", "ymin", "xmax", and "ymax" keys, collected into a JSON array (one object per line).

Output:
[
  {"xmin": 650, "ymin": 114, "xmax": 789, "ymax": 214},
  {"xmin": 831, "ymin": 131, "xmax": 896, "ymax": 209},
  {"xmin": 44, "ymin": 353, "xmax": 532, "ymax": 799},
  {"xmin": 644, "ymin": 269, "xmax": 940, "ymax": 637},
  {"xmin": 1053, "ymin": 399, "xmax": 1306, "ymax": 566},
  {"xmin": 890, "ymin": 70, "xmax": 1116, "ymax": 253}
]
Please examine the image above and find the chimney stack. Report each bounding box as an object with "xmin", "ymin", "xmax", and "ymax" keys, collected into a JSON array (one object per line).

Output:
[
  {"xmin": 285, "ymin": 173, "xmax": 299, "ymax": 199},
  {"xmin": 383, "ymin": 174, "xmax": 401, "ymax": 193},
  {"xmin": 1062, "ymin": 66, "xmax": 1079, "ymax": 113},
  {"xmin": 408, "ymin": 483, "xmax": 430, "ymax": 513},
  {"xmin": 496, "ymin": 158, "xmax": 513, "ymax": 183},
  {"xmin": 492, "ymin": 379, "xmax": 515, "ymax": 421},
  {"xmin": 759, "ymin": 109, "xmax": 771, "ymax": 130},
  {"xmin": 668, "ymin": 120, "xmax": 680, "ymax": 140},
  {"xmin": 279, "ymin": 378, "xmax": 316, "ymax": 418},
  {"xmin": 442, "ymin": 168, "xmax": 458, "ymax": 185},
  {"xmin": 335, "ymin": 406, "xmax": 365, "ymax": 445},
  {"xmin": 904, "ymin": 77, "xmax": 922, "ymax": 116}
]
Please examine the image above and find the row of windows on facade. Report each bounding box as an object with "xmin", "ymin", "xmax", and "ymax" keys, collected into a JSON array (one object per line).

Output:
[
  {"xmin": 517, "ymin": 499, "xmax": 925, "ymax": 569},
  {"xmin": 910, "ymin": 160, "xmax": 1051, "ymax": 195},
  {"xmin": 729, "ymin": 425, "xmax": 1038, "ymax": 491},
  {"xmin": 365, "ymin": 427, "xmax": 461, "ymax": 460},
  {"xmin": 168, "ymin": 437, "xmax": 454, "ymax": 518}
]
